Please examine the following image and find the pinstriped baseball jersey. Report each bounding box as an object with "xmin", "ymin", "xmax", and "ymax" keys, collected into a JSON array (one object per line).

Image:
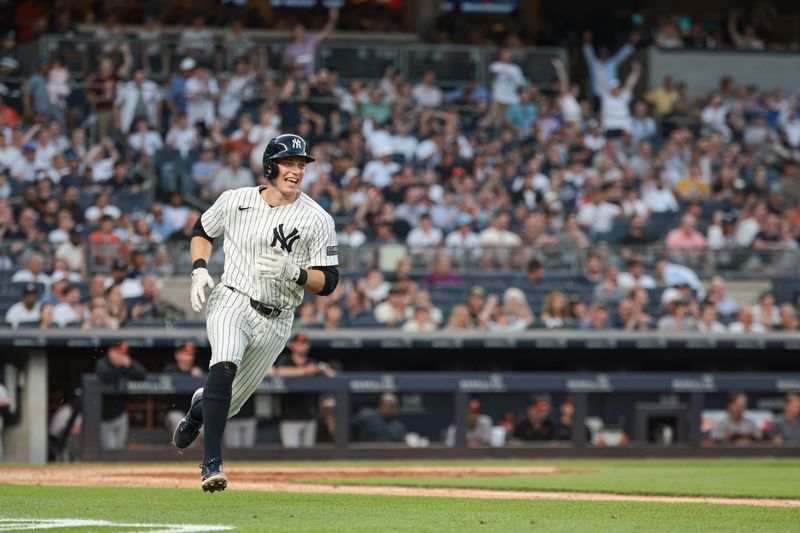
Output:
[
  {"xmin": 199, "ymin": 185, "xmax": 337, "ymax": 417},
  {"xmin": 200, "ymin": 186, "xmax": 338, "ymax": 308}
]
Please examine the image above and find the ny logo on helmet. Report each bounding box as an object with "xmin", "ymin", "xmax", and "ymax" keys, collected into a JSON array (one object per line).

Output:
[
  {"xmin": 292, "ymin": 138, "xmax": 302, "ymax": 149},
  {"xmin": 271, "ymin": 224, "xmax": 301, "ymax": 253}
]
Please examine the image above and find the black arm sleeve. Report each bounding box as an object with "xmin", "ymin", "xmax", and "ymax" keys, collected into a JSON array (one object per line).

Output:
[
  {"xmin": 311, "ymin": 265, "xmax": 339, "ymax": 296},
  {"xmin": 191, "ymin": 217, "xmax": 214, "ymax": 243}
]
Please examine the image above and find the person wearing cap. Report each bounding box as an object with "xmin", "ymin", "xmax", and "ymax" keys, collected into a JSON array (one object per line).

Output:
[
  {"xmin": 269, "ymin": 333, "xmax": 336, "ymax": 448},
  {"xmin": 512, "ymin": 396, "xmax": 555, "ymax": 442},
  {"xmin": 10, "ymin": 142, "xmax": 37, "ymax": 182},
  {"xmin": 445, "ymin": 398, "xmax": 493, "ymax": 447},
  {"xmin": 657, "ymin": 289, "xmax": 696, "ymax": 332},
  {"xmin": 22, "ymin": 57, "xmax": 56, "ymax": 122},
  {"xmin": 4, "ymin": 282, "xmax": 41, "ymax": 327},
  {"xmin": 163, "ymin": 342, "xmax": 206, "ymax": 437},
  {"xmin": 94, "ymin": 341, "xmax": 146, "ymax": 449},
  {"xmin": 444, "ymin": 213, "xmax": 482, "ymax": 264}
]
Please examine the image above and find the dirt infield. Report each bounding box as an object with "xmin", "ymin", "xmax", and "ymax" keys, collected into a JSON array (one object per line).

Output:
[{"xmin": 2, "ymin": 465, "xmax": 799, "ymax": 508}]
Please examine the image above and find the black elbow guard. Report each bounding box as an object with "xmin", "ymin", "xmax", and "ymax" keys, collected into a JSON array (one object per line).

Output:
[
  {"xmin": 192, "ymin": 217, "xmax": 214, "ymax": 243},
  {"xmin": 315, "ymin": 265, "xmax": 339, "ymax": 296}
]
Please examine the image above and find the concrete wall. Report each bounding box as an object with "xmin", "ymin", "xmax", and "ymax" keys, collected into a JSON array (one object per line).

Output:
[{"xmin": 648, "ymin": 47, "xmax": 800, "ymax": 94}]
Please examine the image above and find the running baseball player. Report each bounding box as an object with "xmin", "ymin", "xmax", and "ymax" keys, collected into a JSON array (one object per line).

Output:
[{"xmin": 172, "ymin": 133, "xmax": 339, "ymax": 492}]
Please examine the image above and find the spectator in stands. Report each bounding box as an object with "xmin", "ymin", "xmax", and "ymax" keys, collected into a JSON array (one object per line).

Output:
[
  {"xmin": 769, "ymin": 393, "xmax": 800, "ymax": 445},
  {"xmin": 86, "ymin": 51, "xmax": 132, "ymax": 139},
  {"xmin": 776, "ymin": 303, "xmax": 798, "ymax": 332},
  {"xmin": 421, "ymin": 252, "xmax": 462, "ymax": 286},
  {"xmin": 645, "ymin": 75, "xmax": 679, "ymax": 116},
  {"xmin": 512, "ymin": 396, "xmax": 554, "ymax": 441},
  {"xmin": 179, "ymin": 14, "xmax": 215, "ymax": 63},
  {"xmin": 444, "ymin": 214, "xmax": 481, "ymax": 265},
  {"xmin": 728, "ymin": 307, "xmax": 768, "ymax": 334},
  {"xmin": 444, "ymin": 303, "xmax": 474, "ymax": 331},
  {"xmin": 478, "ymin": 211, "xmax": 522, "ymax": 267},
  {"xmin": 282, "ymin": 8, "xmax": 338, "ymax": 78},
  {"xmin": 576, "ymin": 183, "xmax": 622, "ymax": 235},
  {"xmin": 82, "ymin": 297, "xmax": 120, "ymax": 330},
  {"xmin": 728, "ymin": 8, "xmax": 765, "ymax": 50},
  {"xmin": 711, "ymin": 391, "xmax": 762, "ymax": 444},
  {"xmin": 343, "ymin": 290, "xmax": 371, "ymax": 325},
  {"xmin": 52, "ymin": 283, "xmax": 84, "ymax": 327},
  {"xmin": 654, "ymin": 260, "xmax": 705, "ymax": 300},
  {"xmin": 270, "ymin": 333, "xmax": 336, "ymax": 447},
  {"xmin": 94, "ymin": 341, "xmax": 146, "ymax": 449},
  {"xmin": 613, "ymin": 296, "xmax": 651, "ymax": 331},
  {"xmin": 600, "ymin": 62, "xmax": 641, "ymax": 137},
  {"xmin": 696, "ymin": 301, "xmax": 727, "ymax": 334},
  {"xmin": 750, "ymin": 291, "xmax": 780, "ymax": 331},
  {"xmin": 445, "ymin": 398, "xmax": 492, "ymax": 447},
  {"xmin": 115, "ymin": 68, "xmax": 161, "ymax": 135},
  {"xmin": 582, "ymin": 302, "xmax": 611, "ymax": 330},
  {"xmin": 582, "ymin": 30, "xmax": 637, "ymax": 100},
  {"xmin": 351, "ymin": 392, "xmax": 406, "ymax": 443},
  {"xmin": 4, "ymin": 282, "xmax": 41, "ymax": 327},
  {"xmin": 657, "ymin": 288, "xmax": 696, "ymax": 332},
  {"xmin": 705, "ymin": 276, "xmax": 739, "ymax": 318},
  {"xmin": 186, "ymin": 64, "xmax": 219, "ymax": 130},
  {"xmin": 11, "ymin": 251, "xmax": 50, "ymax": 287},
  {"xmin": 402, "ymin": 305, "xmax": 437, "ymax": 332},
  {"xmin": 617, "ymin": 257, "xmax": 657, "ymax": 291},
  {"xmin": 85, "ymin": 193, "xmax": 122, "ymax": 224},
  {"xmin": 665, "ymin": 213, "xmax": 707, "ymax": 250},
  {"xmin": 211, "ymin": 150, "xmax": 253, "ymax": 198},
  {"xmin": 540, "ymin": 290, "xmax": 570, "ymax": 330},
  {"xmin": 128, "ymin": 275, "xmax": 183, "ymax": 322},
  {"xmin": 488, "ymin": 48, "xmax": 525, "ymax": 127},
  {"xmin": 374, "ymin": 285, "xmax": 411, "ymax": 326},
  {"xmin": 406, "ymin": 213, "xmax": 443, "ymax": 257},
  {"xmin": 412, "ymin": 69, "xmax": 443, "ymax": 109}
]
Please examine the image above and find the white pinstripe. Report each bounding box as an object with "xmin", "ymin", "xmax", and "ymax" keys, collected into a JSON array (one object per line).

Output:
[{"xmin": 199, "ymin": 185, "xmax": 337, "ymax": 418}]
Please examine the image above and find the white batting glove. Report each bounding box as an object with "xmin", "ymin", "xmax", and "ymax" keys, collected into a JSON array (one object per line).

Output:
[
  {"xmin": 190, "ymin": 267, "xmax": 215, "ymax": 312},
  {"xmin": 256, "ymin": 247, "xmax": 301, "ymax": 282}
]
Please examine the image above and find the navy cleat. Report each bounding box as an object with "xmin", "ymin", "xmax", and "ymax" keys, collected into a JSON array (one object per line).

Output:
[
  {"xmin": 201, "ymin": 458, "xmax": 227, "ymax": 493},
  {"xmin": 172, "ymin": 388, "xmax": 203, "ymax": 449}
]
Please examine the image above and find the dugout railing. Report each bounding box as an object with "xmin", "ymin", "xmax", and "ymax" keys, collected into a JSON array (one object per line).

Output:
[{"xmin": 80, "ymin": 370, "xmax": 800, "ymax": 461}]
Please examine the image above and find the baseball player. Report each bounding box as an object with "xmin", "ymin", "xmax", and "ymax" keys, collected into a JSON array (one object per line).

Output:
[{"xmin": 172, "ymin": 133, "xmax": 339, "ymax": 492}]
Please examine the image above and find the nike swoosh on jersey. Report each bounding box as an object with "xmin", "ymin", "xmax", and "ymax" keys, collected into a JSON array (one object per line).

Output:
[{"xmin": 238, "ymin": 206, "xmax": 252, "ymax": 211}]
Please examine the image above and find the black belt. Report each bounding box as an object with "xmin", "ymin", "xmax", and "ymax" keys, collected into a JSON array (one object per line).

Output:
[{"xmin": 225, "ymin": 285, "xmax": 283, "ymax": 319}]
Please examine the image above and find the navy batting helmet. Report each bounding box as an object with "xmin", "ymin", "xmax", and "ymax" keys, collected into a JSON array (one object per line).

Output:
[{"xmin": 262, "ymin": 134, "xmax": 315, "ymax": 181}]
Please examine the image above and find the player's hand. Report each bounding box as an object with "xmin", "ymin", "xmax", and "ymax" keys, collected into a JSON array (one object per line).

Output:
[
  {"xmin": 256, "ymin": 247, "xmax": 301, "ymax": 282},
  {"xmin": 190, "ymin": 267, "xmax": 215, "ymax": 313}
]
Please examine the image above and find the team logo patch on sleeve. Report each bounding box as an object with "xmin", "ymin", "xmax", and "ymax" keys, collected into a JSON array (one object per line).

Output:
[{"xmin": 327, "ymin": 246, "xmax": 338, "ymax": 256}]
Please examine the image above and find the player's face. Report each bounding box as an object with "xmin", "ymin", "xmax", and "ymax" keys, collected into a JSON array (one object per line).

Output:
[{"xmin": 274, "ymin": 157, "xmax": 307, "ymax": 196}]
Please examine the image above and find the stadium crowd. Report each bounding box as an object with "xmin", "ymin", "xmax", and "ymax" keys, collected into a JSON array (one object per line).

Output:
[{"xmin": 1, "ymin": 4, "xmax": 800, "ymax": 336}]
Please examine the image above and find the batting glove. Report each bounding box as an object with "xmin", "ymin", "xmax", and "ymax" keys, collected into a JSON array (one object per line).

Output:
[
  {"xmin": 190, "ymin": 267, "xmax": 215, "ymax": 313},
  {"xmin": 256, "ymin": 247, "xmax": 301, "ymax": 282}
]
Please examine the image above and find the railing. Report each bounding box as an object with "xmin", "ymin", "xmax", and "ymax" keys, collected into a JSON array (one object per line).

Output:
[
  {"xmin": 38, "ymin": 33, "xmax": 566, "ymax": 87},
  {"xmin": 1, "ymin": 240, "xmax": 800, "ymax": 283}
]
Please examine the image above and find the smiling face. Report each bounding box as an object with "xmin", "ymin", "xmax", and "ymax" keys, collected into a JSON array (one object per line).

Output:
[{"xmin": 273, "ymin": 156, "xmax": 308, "ymax": 197}]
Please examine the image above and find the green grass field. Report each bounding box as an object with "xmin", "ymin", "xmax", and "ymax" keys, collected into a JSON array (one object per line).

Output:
[{"xmin": 1, "ymin": 459, "xmax": 799, "ymax": 532}]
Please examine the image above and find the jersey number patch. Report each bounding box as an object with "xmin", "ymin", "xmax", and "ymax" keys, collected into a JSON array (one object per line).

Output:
[{"xmin": 271, "ymin": 223, "xmax": 301, "ymax": 253}]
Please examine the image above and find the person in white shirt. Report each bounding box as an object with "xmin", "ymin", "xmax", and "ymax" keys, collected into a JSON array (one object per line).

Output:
[
  {"xmin": 489, "ymin": 48, "xmax": 525, "ymax": 125},
  {"xmin": 211, "ymin": 151, "xmax": 254, "ymax": 197},
  {"xmin": 162, "ymin": 191, "xmax": 191, "ymax": 232},
  {"xmin": 406, "ymin": 213, "xmax": 443, "ymax": 255},
  {"xmin": 0, "ymin": 134, "xmax": 21, "ymax": 170},
  {"xmin": 728, "ymin": 307, "xmax": 768, "ymax": 334},
  {"xmin": 479, "ymin": 211, "xmax": 522, "ymax": 267},
  {"xmin": 696, "ymin": 302, "xmax": 727, "ymax": 334},
  {"xmin": 600, "ymin": 61, "xmax": 641, "ymax": 137},
  {"xmin": 178, "ymin": 15, "xmax": 215, "ymax": 61},
  {"xmin": 362, "ymin": 147, "xmax": 400, "ymax": 189},
  {"xmin": 700, "ymin": 94, "xmax": 731, "ymax": 138},
  {"xmin": 219, "ymin": 58, "xmax": 256, "ymax": 124},
  {"xmin": 165, "ymin": 114, "xmax": 198, "ymax": 158},
  {"xmin": 52, "ymin": 284, "xmax": 85, "ymax": 326},
  {"xmin": 4, "ymin": 283, "xmax": 41, "ymax": 326},
  {"xmin": 576, "ymin": 184, "xmax": 622, "ymax": 234},
  {"xmin": 127, "ymin": 118, "xmax": 164, "ymax": 158},
  {"xmin": 337, "ymin": 220, "xmax": 366, "ymax": 249},
  {"xmin": 185, "ymin": 66, "xmax": 219, "ymax": 129},
  {"xmin": 643, "ymin": 174, "xmax": 679, "ymax": 213},
  {"xmin": 11, "ymin": 253, "xmax": 51, "ymax": 288},
  {"xmin": 617, "ymin": 257, "xmax": 657, "ymax": 291},
  {"xmin": 411, "ymin": 70, "xmax": 442, "ymax": 108},
  {"xmin": 551, "ymin": 57, "xmax": 582, "ymax": 125},
  {"xmin": 115, "ymin": 68, "xmax": 161, "ymax": 134},
  {"xmin": 445, "ymin": 214, "xmax": 482, "ymax": 264}
]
